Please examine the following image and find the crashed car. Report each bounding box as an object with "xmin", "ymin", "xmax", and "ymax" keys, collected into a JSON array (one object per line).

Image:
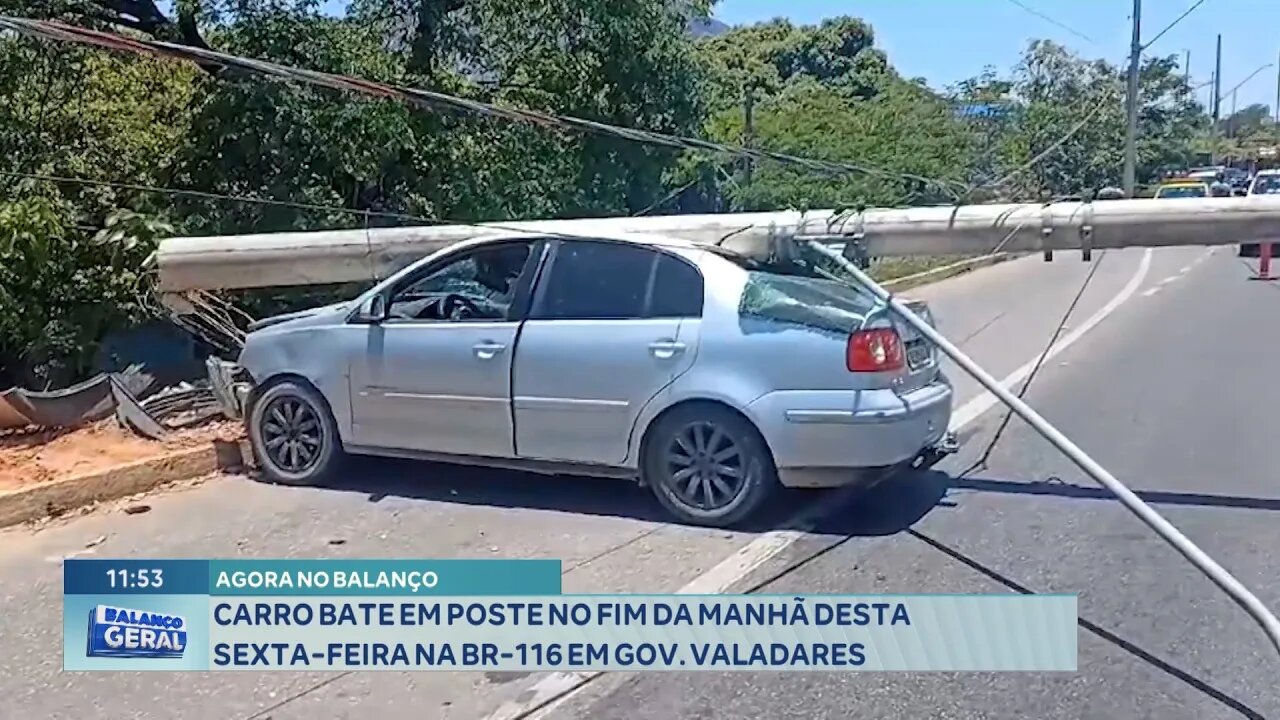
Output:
[{"xmin": 209, "ymin": 231, "xmax": 955, "ymax": 527}]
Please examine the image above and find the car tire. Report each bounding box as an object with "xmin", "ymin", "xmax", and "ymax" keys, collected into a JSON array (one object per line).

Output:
[
  {"xmin": 642, "ymin": 404, "xmax": 780, "ymax": 528},
  {"xmin": 248, "ymin": 379, "xmax": 343, "ymax": 486}
]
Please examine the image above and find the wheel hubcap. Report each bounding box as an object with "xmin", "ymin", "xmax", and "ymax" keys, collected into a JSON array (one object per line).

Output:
[
  {"xmin": 664, "ymin": 421, "xmax": 749, "ymax": 511},
  {"xmin": 261, "ymin": 396, "xmax": 323, "ymax": 473}
]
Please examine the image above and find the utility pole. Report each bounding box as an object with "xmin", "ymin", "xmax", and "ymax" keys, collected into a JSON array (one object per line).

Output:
[
  {"xmin": 742, "ymin": 83, "xmax": 754, "ymax": 188},
  {"xmin": 1184, "ymin": 50, "xmax": 1191, "ymax": 88},
  {"xmin": 1212, "ymin": 34, "xmax": 1223, "ymax": 164},
  {"xmin": 1123, "ymin": 0, "xmax": 1142, "ymax": 195},
  {"xmin": 1274, "ymin": 51, "xmax": 1279, "ymax": 125}
]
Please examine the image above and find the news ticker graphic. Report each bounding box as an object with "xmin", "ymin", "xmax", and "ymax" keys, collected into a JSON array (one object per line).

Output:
[{"xmin": 64, "ymin": 559, "xmax": 1078, "ymax": 672}]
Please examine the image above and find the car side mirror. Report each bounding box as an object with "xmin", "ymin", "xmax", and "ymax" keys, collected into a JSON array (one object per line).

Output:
[{"xmin": 359, "ymin": 294, "xmax": 388, "ymax": 323}]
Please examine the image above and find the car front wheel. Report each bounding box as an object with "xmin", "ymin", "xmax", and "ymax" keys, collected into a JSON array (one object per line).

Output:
[
  {"xmin": 643, "ymin": 405, "xmax": 780, "ymax": 528},
  {"xmin": 248, "ymin": 380, "xmax": 343, "ymax": 485}
]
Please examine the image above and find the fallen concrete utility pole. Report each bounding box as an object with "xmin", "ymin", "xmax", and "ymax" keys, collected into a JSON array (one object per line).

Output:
[{"xmin": 155, "ymin": 195, "xmax": 1280, "ymax": 292}]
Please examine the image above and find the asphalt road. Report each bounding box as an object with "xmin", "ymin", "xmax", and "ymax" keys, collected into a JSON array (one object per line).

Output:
[
  {"xmin": 540, "ymin": 247, "xmax": 1280, "ymax": 720},
  {"xmin": 4, "ymin": 245, "xmax": 1276, "ymax": 720}
]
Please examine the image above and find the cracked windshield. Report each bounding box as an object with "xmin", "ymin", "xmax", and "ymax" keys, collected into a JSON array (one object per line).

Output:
[{"xmin": 3, "ymin": 0, "xmax": 1280, "ymax": 718}]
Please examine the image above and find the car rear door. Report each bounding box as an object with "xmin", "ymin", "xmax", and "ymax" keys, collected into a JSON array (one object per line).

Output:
[{"xmin": 511, "ymin": 240, "xmax": 702, "ymax": 465}]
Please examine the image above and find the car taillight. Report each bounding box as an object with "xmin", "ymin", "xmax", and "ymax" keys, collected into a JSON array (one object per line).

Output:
[{"xmin": 847, "ymin": 328, "xmax": 905, "ymax": 372}]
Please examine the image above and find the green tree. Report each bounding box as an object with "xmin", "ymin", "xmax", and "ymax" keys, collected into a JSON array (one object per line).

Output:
[
  {"xmin": 984, "ymin": 41, "xmax": 1205, "ymax": 199},
  {"xmin": 695, "ymin": 16, "xmax": 972, "ymax": 211},
  {"xmin": 0, "ymin": 0, "xmax": 715, "ymax": 385},
  {"xmin": 0, "ymin": 28, "xmax": 195, "ymax": 387},
  {"xmin": 698, "ymin": 16, "xmax": 891, "ymax": 112}
]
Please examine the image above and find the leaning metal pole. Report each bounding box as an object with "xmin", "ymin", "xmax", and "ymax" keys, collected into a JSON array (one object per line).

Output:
[{"xmin": 808, "ymin": 241, "xmax": 1280, "ymax": 657}]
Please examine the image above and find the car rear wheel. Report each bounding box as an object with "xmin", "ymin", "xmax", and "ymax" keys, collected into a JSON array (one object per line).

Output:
[
  {"xmin": 643, "ymin": 405, "xmax": 779, "ymax": 528},
  {"xmin": 248, "ymin": 380, "xmax": 343, "ymax": 485}
]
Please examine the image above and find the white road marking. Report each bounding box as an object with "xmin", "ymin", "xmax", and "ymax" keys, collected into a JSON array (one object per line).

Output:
[
  {"xmin": 1142, "ymin": 287, "xmax": 1161, "ymax": 298},
  {"xmin": 484, "ymin": 247, "xmax": 1155, "ymax": 720},
  {"xmin": 1179, "ymin": 266, "xmax": 1192, "ymax": 274},
  {"xmin": 1159, "ymin": 275, "xmax": 1180, "ymax": 286}
]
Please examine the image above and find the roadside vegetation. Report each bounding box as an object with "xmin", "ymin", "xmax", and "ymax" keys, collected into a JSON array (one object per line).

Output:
[{"xmin": 0, "ymin": 1, "xmax": 1237, "ymax": 389}]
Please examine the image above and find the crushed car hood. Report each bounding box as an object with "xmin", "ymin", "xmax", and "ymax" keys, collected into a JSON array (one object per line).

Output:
[{"xmin": 247, "ymin": 301, "xmax": 354, "ymax": 333}]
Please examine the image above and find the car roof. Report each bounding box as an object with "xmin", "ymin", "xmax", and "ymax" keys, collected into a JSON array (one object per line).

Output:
[
  {"xmin": 465, "ymin": 228, "xmax": 700, "ymax": 251},
  {"xmin": 1159, "ymin": 180, "xmax": 1208, "ymax": 187},
  {"xmin": 1254, "ymin": 169, "xmax": 1280, "ymax": 176}
]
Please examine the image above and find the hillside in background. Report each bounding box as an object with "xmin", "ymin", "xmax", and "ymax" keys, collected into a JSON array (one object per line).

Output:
[{"xmin": 688, "ymin": 16, "xmax": 730, "ymax": 37}]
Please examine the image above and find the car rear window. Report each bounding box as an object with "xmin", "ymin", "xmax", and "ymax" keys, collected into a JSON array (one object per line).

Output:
[
  {"xmin": 739, "ymin": 272, "xmax": 878, "ymax": 335},
  {"xmin": 705, "ymin": 246, "xmax": 878, "ymax": 334}
]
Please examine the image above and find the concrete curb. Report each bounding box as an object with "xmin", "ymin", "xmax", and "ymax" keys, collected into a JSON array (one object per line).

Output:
[
  {"xmin": 0, "ymin": 437, "xmax": 250, "ymax": 529},
  {"xmin": 0, "ymin": 252, "xmax": 1015, "ymax": 530},
  {"xmin": 881, "ymin": 253, "xmax": 1015, "ymax": 293}
]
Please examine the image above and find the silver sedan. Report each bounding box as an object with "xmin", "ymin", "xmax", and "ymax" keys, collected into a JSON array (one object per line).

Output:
[{"xmin": 217, "ymin": 232, "xmax": 954, "ymax": 527}]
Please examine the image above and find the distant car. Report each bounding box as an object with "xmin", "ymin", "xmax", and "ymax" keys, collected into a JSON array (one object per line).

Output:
[
  {"xmin": 1186, "ymin": 170, "xmax": 1221, "ymax": 184},
  {"xmin": 1240, "ymin": 170, "xmax": 1280, "ymax": 257},
  {"xmin": 1209, "ymin": 181, "xmax": 1234, "ymax": 197},
  {"xmin": 1223, "ymin": 167, "xmax": 1251, "ymax": 191},
  {"xmin": 214, "ymin": 231, "xmax": 955, "ymax": 527},
  {"xmin": 1153, "ymin": 181, "xmax": 1210, "ymax": 199}
]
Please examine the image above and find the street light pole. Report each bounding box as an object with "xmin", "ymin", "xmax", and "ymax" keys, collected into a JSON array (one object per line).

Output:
[{"xmin": 1123, "ymin": 0, "xmax": 1142, "ymax": 195}]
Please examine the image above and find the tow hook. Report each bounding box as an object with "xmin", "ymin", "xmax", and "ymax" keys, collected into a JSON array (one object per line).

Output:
[
  {"xmin": 935, "ymin": 431, "xmax": 960, "ymax": 455},
  {"xmin": 915, "ymin": 431, "xmax": 960, "ymax": 469}
]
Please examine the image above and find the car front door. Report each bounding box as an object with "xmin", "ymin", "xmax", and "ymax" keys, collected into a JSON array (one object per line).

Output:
[
  {"xmin": 512, "ymin": 240, "xmax": 703, "ymax": 465},
  {"xmin": 347, "ymin": 240, "xmax": 544, "ymax": 458}
]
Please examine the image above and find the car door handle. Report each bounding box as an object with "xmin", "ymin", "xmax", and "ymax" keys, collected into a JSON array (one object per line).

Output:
[
  {"xmin": 648, "ymin": 340, "xmax": 686, "ymax": 359},
  {"xmin": 473, "ymin": 341, "xmax": 507, "ymax": 359}
]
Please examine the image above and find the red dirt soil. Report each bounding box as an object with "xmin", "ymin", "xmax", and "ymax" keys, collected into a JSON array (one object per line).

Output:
[{"xmin": 0, "ymin": 419, "xmax": 243, "ymax": 491}]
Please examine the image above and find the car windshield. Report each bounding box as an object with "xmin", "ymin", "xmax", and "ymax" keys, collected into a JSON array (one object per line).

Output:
[
  {"xmin": 1156, "ymin": 185, "xmax": 1206, "ymax": 198},
  {"xmin": 1252, "ymin": 175, "xmax": 1280, "ymax": 195}
]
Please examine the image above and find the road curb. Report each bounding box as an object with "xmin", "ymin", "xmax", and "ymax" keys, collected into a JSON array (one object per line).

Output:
[
  {"xmin": 881, "ymin": 253, "xmax": 1014, "ymax": 293},
  {"xmin": 0, "ymin": 253, "xmax": 1012, "ymax": 530},
  {"xmin": 0, "ymin": 437, "xmax": 250, "ymax": 529}
]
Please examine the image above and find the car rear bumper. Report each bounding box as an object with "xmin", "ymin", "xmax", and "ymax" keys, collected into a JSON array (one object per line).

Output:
[{"xmin": 749, "ymin": 377, "xmax": 953, "ymax": 488}]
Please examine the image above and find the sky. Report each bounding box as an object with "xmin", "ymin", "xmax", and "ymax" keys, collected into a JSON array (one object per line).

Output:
[{"xmin": 714, "ymin": 0, "xmax": 1280, "ymax": 114}]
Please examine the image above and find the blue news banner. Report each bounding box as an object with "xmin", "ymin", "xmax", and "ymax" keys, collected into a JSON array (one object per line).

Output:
[{"xmin": 63, "ymin": 559, "xmax": 1077, "ymax": 672}]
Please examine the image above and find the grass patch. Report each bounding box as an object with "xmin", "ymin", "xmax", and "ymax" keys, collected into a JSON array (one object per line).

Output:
[{"xmin": 869, "ymin": 255, "xmax": 982, "ymax": 282}]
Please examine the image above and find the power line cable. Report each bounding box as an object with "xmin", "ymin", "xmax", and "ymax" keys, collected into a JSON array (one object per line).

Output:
[
  {"xmin": 1003, "ymin": 0, "xmax": 1096, "ymax": 45},
  {"xmin": 959, "ymin": 249, "xmax": 1108, "ymax": 478},
  {"xmin": 0, "ymin": 15, "xmax": 967, "ymax": 200},
  {"xmin": 1142, "ymin": 0, "xmax": 1206, "ymax": 52}
]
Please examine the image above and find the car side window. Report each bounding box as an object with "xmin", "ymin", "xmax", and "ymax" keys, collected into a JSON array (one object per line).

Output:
[
  {"xmin": 533, "ymin": 242, "xmax": 655, "ymax": 320},
  {"xmin": 648, "ymin": 253, "xmax": 704, "ymax": 318},
  {"xmin": 386, "ymin": 242, "xmax": 533, "ymax": 322}
]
